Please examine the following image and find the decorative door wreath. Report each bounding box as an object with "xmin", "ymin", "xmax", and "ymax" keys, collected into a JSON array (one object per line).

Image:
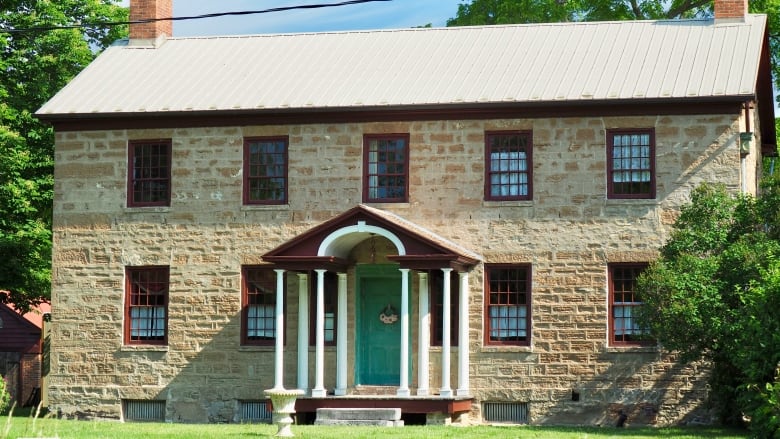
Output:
[{"xmin": 379, "ymin": 303, "xmax": 398, "ymax": 324}]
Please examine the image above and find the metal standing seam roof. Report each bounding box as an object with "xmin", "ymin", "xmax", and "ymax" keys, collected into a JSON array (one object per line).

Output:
[{"xmin": 36, "ymin": 15, "xmax": 768, "ymax": 116}]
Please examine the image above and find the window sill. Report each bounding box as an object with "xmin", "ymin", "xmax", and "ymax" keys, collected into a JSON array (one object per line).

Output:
[
  {"xmin": 120, "ymin": 345, "xmax": 169, "ymax": 352},
  {"xmin": 482, "ymin": 200, "xmax": 534, "ymax": 208},
  {"xmin": 241, "ymin": 204, "xmax": 290, "ymax": 211},
  {"xmin": 480, "ymin": 345, "xmax": 533, "ymax": 353},
  {"xmin": 122, "ymin": 206, "xmax": 171, "ymax": 213},
  {"xmin": 238, "ymin": 346, "xmax": 276, "ymax": 352},
  {"xmin": 604, "ymin": 198, "xmax": 659, "ymax": 206},
  {"xmin": 363, "ymin": 202, "xmax": 411, "ymax": 208},
  {"xmin": 605, "ymin": 345, "xmax": 658, "ymax": 353}
]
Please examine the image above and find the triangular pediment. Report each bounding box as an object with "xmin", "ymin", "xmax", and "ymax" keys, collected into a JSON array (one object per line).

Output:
[{"xmin": 262, "ymin": 205, "xmax": 481, "ymax": 272}]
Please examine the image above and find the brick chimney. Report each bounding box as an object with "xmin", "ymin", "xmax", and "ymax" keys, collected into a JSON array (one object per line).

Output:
[
  {"xmin": 129, "ymin": 0, "xmax": 173, "ymax": 40},
  {"xmin": 714, "ymin": 0, "xmax": 748, "ymax": 23}
]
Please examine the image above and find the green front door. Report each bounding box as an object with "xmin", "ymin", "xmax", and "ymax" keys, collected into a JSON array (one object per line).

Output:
[{"xmin": 356, "ymin": 265, "xmax": 402, "ymax": 385}]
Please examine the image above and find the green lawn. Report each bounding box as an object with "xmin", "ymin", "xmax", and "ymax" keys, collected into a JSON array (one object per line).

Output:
[{"xmin": 2, "ymin": 413, "xmax": 750, "ymax": 439}]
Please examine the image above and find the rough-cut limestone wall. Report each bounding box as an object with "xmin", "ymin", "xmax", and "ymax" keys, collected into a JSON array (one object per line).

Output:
[{"xmin": 49, "ymin": 114, "xmax": 746, "ymax": 424}]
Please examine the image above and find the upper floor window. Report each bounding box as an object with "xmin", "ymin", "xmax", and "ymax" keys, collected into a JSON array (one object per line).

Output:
[
  {"xmin": 242, "ymin": 266, "xmax": 282, "ymax": 346},
  {"xmin": 128, "ymin": 140, "xmax": 171, "ymax": 207},
  {"xmin": 607, "ymin": 129, "xmax": 655, "ymax": 199},
  {"xmin": 125, "ymin": 266, "xmax": 169, "ymax": 345},
  {"xmin": 244, "ymin": 137, "xmax": 288, "ymax": 205},
  {"xmin": 485, "ymin": 264, "xmax": 531, "ymax": 346},
  {"xmin": 363, "ymin": 134, "xmax": 409, "ymax": 203},
  {"xmin": 310, "ymin": 271, "xmax": 337, "ymax": 346},
  {"xmin": 609, "ymin": 263, "xmax": 652, "ymax": 346},
  {"xmin": 430, "ymin": 269, "xmax": 459, "ymax": 347},
  {"xmin": 485, "ymin": 131, "xmax": 532, "ymax": 201}
]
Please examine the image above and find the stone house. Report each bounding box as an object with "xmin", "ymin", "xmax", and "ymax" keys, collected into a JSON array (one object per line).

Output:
[{"xmin": 35, "ymin": 0, "xmax": 776, "ymax": 426}]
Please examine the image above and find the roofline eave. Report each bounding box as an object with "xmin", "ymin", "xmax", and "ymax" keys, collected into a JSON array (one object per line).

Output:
[{"xmin": 35, "ymin": 96, "xmax": 755, "ymax": 131}]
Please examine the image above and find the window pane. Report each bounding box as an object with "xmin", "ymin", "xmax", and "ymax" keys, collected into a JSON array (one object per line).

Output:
[
  {"xmin": 244, "ymin": 268, "xmax": 277, "ymax": 343},
  {"xmin": 245, "ymin": 138, "xmax": 288, "ymax": 204},
  {"xmin": 127, "ymin": 267, "xmax": 168, "ymax": 343},
  {"xmin": 609, "ymin": 131, "xmax": 653, "ymax": 197},
  {"xmin": 610, "ymin": 264, "xmax": 651, "ymax": 344},
  {"xmin": 486, "ymin": 266, "xmax": 530, "ymax": 344},
  {"xmin": 130, "ymin": 141, "xmax": 170, "ymax": 206},
  {"xmin": 365, "ymin": 136, "xmax": 408, "ymax": 202},
  {"xmin": 486, "ymin": 133, "xmax": 531, "ymax": 200}
]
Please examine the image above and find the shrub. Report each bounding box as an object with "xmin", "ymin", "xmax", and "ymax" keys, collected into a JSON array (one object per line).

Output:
[{"xmin": 0, "ymin": 376, "xmax": 9, "ymax": 414}]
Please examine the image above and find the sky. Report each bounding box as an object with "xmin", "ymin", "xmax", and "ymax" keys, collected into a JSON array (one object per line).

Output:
[{"xmin": 121, "ymin": 1, "xmax": 467, "ymax": 36}]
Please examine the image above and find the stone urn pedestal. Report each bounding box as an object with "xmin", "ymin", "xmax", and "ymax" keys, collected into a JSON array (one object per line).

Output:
[{"xmin": 264, "ymin": 388, "xmax": 305, "ymax": 437}]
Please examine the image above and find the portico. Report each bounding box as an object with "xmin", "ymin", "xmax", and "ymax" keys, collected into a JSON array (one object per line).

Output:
[{"xmin": 261, "ymin": 205, "xmax": 481, "ymax": 403}]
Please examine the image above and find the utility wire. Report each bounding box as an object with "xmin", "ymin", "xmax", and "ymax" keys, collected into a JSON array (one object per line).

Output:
[{"xmin": 0, "ymin": 0, "xmax": 392, "ymax": 34}]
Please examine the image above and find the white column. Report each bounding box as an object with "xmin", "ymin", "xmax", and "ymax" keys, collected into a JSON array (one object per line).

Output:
[
  {"xmin": 416, "ymin": 272, "xmax": 430, "ymax": 396},
  {"xmin": 296, "ymin": 273, "xmax": 309, "ymax": 393},
  {"xmin": 273, "ymin": 269, "xmax": 286, "ymax": 390},
  {"xmin": 397, "ymin": 268, "xmax": 411, "ymax": 397},
  {"xmin": 457, "ymin": 271, "xmax": 471, "ymax": 396},
  {"xmin": 440, "ymin": 268, "xmax": 453, "ymax": 397},
  {"xmin": 335, "ymin": 272, "xmax": 348, "ymax": 396},
  {"xmin": 311, "ymin": 269, "xmax": 327, "ymax": 397}
]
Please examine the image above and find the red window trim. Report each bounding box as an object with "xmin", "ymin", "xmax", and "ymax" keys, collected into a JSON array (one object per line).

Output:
[
  {"xmin": 127, "ymin": 139, "xmax": 172, "ymax": 207},
  {"xmin": 243, "ymin": 136, "xmax": 289, "ymax": 205},
  {"xmin": 362, "ymin": 133, "xmax": 410, "ymax": 203},
  {"xmin": 606, "ymin": 129, "xmax": 656, "ymax": 199},
  {"xmin": 483, "ymin": 263, "xmax": 532, "ymax": 347},
  {"xmin": 241, "ymin": 266, "xmax": 286, "ymax": 347},
  {"xmin": 309, "ymin": 271, "xmax": 337, "ymax": 347},
  {"xmin": 430, "ymin": 269, "xmax": 459, "ymax": 347},
  {"xmin": 125, "ymin": 266, "xmax": 169, "ymax": 346},
  {"xmin": 608, "ymin": 262, "xmax": 653, "ymax": 347},
  {"xmin": 484, "ymin": 131, "xmax": 533, "ymax": 202}
]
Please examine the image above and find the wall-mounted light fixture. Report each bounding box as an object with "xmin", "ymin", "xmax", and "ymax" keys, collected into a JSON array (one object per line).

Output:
[{"xmin": 740, "ymin": 132, "xmax": 753, "ymax": 155}]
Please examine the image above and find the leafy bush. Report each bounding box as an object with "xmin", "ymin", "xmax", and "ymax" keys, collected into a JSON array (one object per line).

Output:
[{"xmin": 0, "ymin": 375, "xmax": 9, "ymax": 414}]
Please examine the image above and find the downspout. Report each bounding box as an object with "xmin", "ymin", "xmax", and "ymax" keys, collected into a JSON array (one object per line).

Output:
[{"xmin": 740, "ymin": 102, "xmax": 751, "ymax": 193}]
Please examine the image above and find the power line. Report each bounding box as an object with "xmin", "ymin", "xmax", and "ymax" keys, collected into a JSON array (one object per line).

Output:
[{"xmin": 0, "ymin": 0, "xmax": 392, "ymax": 34}]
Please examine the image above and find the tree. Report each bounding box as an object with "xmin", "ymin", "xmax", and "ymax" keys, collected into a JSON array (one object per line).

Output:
[
  {"xmin": 447, "ymin": 0, "xmax": 780, "ymax": 98},
  {"xmin": 0, "ymin": 0, "xmax": 128, "ymax": 312},
  {"xmin": 636, "ymin": 180, "xmax": 780, "ymax": 435}
]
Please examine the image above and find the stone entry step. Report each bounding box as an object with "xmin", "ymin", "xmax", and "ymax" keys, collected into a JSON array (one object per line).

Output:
[{"xmin": 314, "ymin": 408, "xmax": 404, "ymax": 427}]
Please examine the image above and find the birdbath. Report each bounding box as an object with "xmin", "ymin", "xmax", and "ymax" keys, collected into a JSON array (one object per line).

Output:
[{"xmin": 264, "ymin": 388, "xmax": 304, "ymax": 437}]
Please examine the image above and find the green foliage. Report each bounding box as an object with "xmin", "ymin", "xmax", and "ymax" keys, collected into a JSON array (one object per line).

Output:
[
  {"xmin": 0, "ymin": 376, "xmax": 9, "ymax": 414},
  {"xmin": 635, "ymin": 181, "xmax": 780, "ymax": 436},
  {"xmin": 0, "ymin": 0, "xmax": 127, "ymax": 311}
]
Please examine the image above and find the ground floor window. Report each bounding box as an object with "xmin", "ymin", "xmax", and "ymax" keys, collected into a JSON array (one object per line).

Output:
[
  {"xmin": 609, "ymin": 263, "xmax": 652, "ymax": 346},
  {"xmin": 242, "ymin": 266, "xmax": 283, "ymax": 346},
  {"xmin": 484, "ymin": 264, "xmax": 531, "ymax": 346}
]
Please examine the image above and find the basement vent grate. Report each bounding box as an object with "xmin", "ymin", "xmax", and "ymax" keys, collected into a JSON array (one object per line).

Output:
[
  {"xmin": 240, "ymin": 400, "xmax": 272, "ymax": 423},
  {"xmin": 123, "ymin": 399, "xmax": 166, "ymax": 422},
  {"xmin": 483, "ymin": 402, "xmax": 529, "ymax": 424}
]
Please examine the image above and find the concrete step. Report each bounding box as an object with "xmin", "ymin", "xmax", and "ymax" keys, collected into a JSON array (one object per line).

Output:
[
  {"xmin": 314, "ymin": 419, "xmax": 404, "ymax": 426},
  {"xmin": 316, "ymin": 407, "xmax": 401, "ymax": 421},
  {"xmin": 314, "ymin": 408, "xmax": 404, "ymax": 427}
]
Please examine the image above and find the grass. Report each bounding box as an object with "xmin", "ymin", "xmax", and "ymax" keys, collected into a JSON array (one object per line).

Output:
[{"xmin": 1, "ymin": 407, "xmax": 750, "ymax": 439}]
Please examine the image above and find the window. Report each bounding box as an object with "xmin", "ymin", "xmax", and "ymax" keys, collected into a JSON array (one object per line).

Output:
[
  {"xmin": 242, "ymin": 267, "xmax": 282, "ymax": 346},
  {"xmin": 125, "ymin": 267, "xmax": 169, "ymax": 345},
  {"xmin": 363, "ymin": 134, "xmax": 409, "ymax": 203},
  {"xmin": 485, "ymin": 131, "xmax": 532, "ymax": 201},
  {"xmin": 128, "ymin": 140, "xmax": 171, "ymax": 207},
  {"xmin": 244, "ymin": 137, "xmax": 288, "ymax": 205},
  {"xmin": 607, "ymin": 129, "xmax": 655, "ymax": 199},
  {"xmin": 430, "ymin": 270, "xmax": 459, "ymax": 347},
  {"xmin": 309, "ymin": 271, "xmax": 337, "ymax": 346},
  {"xmin": 485, "ymin": 265, "xmax": 531, "ymax": 346},
  {"xmin": 609, "ymin": 263, "xmax": 652, "ymax": 346}
]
